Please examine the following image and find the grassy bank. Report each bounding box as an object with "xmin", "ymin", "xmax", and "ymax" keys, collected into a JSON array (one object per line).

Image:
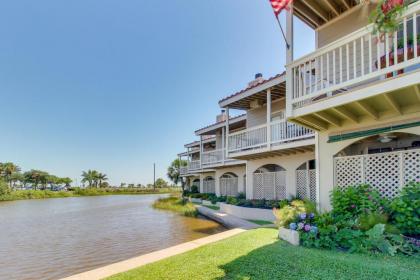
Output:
[
  {"xmin": 0, "ymin": 188, "xmax": 179, "ymax": 202},
  {"xmin": 152, "ymin": 196, "xmax": 197, "ymax": 217},
  {"xmin": 108, "ymin": 228, "xmax": 420, "ymax": 280}
]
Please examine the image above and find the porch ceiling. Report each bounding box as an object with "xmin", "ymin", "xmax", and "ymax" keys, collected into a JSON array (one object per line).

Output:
[
  {"xmin": 227, "ymin": 84, "xmax": 285, "ymax": 110},
  {"xmin": 229, "ymin": 145, "xmax": 315, "ymax": 161},
  {"xmin": 291, "ymin": 84, "xmax": 420, "ymax": 131},
  {"xmin": 293, "ymin": 0, "xmax": 360, "ymax": 29}
]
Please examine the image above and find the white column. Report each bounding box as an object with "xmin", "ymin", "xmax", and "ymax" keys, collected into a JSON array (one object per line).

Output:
[
  {"xmin": 285, "ymin": 5, "xmax": 294, "ymax": 118},
  {"xmin": 199, "ymin": 136, "xmax": 203, "ymax": 170},
  {"xmin": 266, "ymin": 89, "xmax": 272, "ymax": 149},
  {"xmin": 225, "ymin": 107, "xmax": 230, "ymax": 158},
  {"xmin": 221, "ymin": 126, "xmax": 225, "ymax": 164}
]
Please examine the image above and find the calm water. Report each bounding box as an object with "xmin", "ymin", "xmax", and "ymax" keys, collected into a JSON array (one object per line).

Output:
[{"xmin": 0, "ymin": 194, "xmax": 225, "ymax": 280}]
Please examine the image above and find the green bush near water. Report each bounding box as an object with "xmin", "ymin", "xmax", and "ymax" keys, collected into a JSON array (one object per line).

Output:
[
  {"xmin": 0, "ymin": 187, "xmax": 180, "ymax": 202},
  {"xmin": 152, "ymin": 196, "xmax": 198, "ymax": 217}
]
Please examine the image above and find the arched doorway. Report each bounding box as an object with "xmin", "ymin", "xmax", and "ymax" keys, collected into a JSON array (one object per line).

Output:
[
  {"xmin": 334, "ymin": 132, "xmax": 420, "ymax": 199},
  {"xmin": 296, "ymin": 160, "xmax": 316, "ymax": 202},
  {"xmin": 253, "ymin": 164, "xmax": 286, "ymax": 200},
  {"xmin": 202, "ymin": 176, "xmax": 215, "ymax": 194},
  {"xmin": 191, "ymin": 178, "xmax": 200, "ymax": 192},
  {"xmin": 219, "ymin": 172, "xmax": 238, "ymax": 197}
]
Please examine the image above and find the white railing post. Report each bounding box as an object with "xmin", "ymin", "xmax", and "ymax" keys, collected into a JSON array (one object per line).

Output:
[
  {"xmin": 267, "ymin": 89, "xmax": 272, "ymax": 149},
  {"xmin": 225, "ymin": 108, "xmax": 230, "ymax": 157}
]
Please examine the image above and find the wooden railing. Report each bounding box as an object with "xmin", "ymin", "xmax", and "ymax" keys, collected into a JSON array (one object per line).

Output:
[
  {"xmin": 287, "ymin": 2, "xmax": 420, "ymax": 111},
  {"xmin": 228, "ymin": 120, "xmax": 314, "ymax": 154}
]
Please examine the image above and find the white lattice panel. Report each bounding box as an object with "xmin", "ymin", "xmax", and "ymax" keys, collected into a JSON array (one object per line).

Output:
[
  {"xmin": 203, "ymin": 179, "xmax": 215, "ymax": 194},
  {"xmin": 220, "ymin": 178, "xmax": 238, "ymax": 197},
  {"xmin": 296, "ymin": 170, "xmax": 308, "ymax": 199},
  {"xmin": 309, "ymin": 170, "xmax": 317, "ymax": 202},
  {"xmin": 365, "ymin": 152, "xmax": 401, "ymax": 199},
  {"xmin": 334, "ymin": 149, "xmax": 420, "ymax": 199},
  {"xmin": 404, "ymin": 149, "xmax": 420, "ymax": 184},
  {"xmin": 334, "ymin": 155, "xmax": 364, "ymax": 190},
  {"xmin": 295, "ymin": 170, "xmax": 317, "ymax": 202},
  {"xmin": 253, "ymin": 171, "xmax": 286, "ymax": 200}
]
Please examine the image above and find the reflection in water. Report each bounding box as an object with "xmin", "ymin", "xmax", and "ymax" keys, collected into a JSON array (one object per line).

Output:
[{"xmin": 0, "ymin": 195, "xmax": 225, "ymax": 280}]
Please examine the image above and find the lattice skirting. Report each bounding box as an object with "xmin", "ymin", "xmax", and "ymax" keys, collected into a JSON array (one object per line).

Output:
[
  {"xmin": 220, "ymin": 178, "xmax": 238, "ymax": 197},
  {"xmin": 253, "ymin": 171, "xmax": 286, "ymax": 200},
  {"xmin": 296, "ymin": 169, "xmax": 317, "ymax": 202},
  {"xmin": 334, "ymin": 148, "xmax": 420, "ymax": 199},
  {"xmin": 202, "ymin": 180, "xmax": 215, "ymax": 194}
]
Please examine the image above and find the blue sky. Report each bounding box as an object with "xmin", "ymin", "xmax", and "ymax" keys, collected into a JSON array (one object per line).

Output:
[{"xmin": 0, "ymin": 0, "xmax": 314, "ymax": 185}]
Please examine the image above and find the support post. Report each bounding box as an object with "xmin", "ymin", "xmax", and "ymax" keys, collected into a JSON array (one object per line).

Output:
[
  {"xmin": 200, "ymin": 135, "xmax": 203, "ymax": 170},
  {"xmin": 225, "ymin": 107, "xmax": 230, "ymax": 158},
  {"xmin": 285, "ymin": 4, "xmax": 294, "ymax": 118},
  {"xmin": 267, "ymin": 89, "xmax": 272, "ymax": 149},
  {"xmin": 221, "ymin": 126, "xmax": 225, "ymax": 164}
]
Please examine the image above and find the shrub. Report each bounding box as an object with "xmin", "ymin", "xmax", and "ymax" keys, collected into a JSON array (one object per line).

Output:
[
  {"xmin": 390, "ymin": 183, "xmax": 420, "ymax": 236},
  {"xmin": 0, "ymin": 180, "xmax": 10, "ymax": 196},
  {"xmin": 190, "ymin": 185, "xmax": 199, "ymax": 193},
  {"xmin": 331, "ymin": 185, "xmax": 388, "ymax": 220},
  {"xmin": 273, "ymin": 200, "xmax": 314, "ymax": 227},
  {"xmin": 237, "ymin": 192, "xmax": 246, "ymax": 199}
]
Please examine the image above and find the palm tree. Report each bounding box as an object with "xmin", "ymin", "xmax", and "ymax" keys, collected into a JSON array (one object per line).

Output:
[
  {"xmin": 97, "ymin": 173, "xmax": 108, "ymax": 188},
  {"xmin": 1, "ymin": 162, "xmax": 21, "ymax": 189},
  {"xmin": 81, "ymin": 170, "xmax": 98, "ymax": 188},
  {"xmin": 167, "ymin": 159, "xmax": 187, "ymax": 192}
]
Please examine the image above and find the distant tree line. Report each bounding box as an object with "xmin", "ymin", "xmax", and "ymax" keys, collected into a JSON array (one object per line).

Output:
[{"xmin": 0, "ymin": 162, "xmax": 72, "ymax": 190}]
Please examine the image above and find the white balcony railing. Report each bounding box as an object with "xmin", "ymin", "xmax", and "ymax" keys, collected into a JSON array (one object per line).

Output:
[
  {"xmin": 201, "ymin": 149, "xmax": 224, "ymax": 166},
  {"xmin": 228, "ymin": 124, "xmax": 268, "ymax": 153},
  {"xmin": 188, "ymin": 160, "xmax": 201, "ymax": 171},
  {"xmin": 228, "ymin": 120, "xmax": 314, "ymax": 154},
  {"xmin": 287, "ymin": 2, "xmax": 420, "ymax": 111},
  {"xmin": 180, "ymin": 166, "xmax": 188, "ymax": 175}
]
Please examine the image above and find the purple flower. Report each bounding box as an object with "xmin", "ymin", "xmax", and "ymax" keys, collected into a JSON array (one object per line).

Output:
[
  {"xmin": 289, "ymin": 223, "xmax": 297, "ymax": 231},
  {"xmin": 299, "ymin": 213, "xmax": 307, "ymax": 220},
  {"xmin": 304, "ymin": 224, "xmax": 311, "ymax": 232},
  {"xmin": 310, "ymin": 226, "xmax": 318, "ymax": 234},
  {"xmin": 298, "ymin": 223, "xmax": 304, "ymax": 230},
  {"xmin": 368, "ymin": 195, "xmax": 373, "ymax": 200},
  {"xmin": 351, "ymin": 204, "xmax": 356, "ymax": 209},
  {"xmin": 309, "ymin": 213, "xmax": 315, "ymax": 219}
]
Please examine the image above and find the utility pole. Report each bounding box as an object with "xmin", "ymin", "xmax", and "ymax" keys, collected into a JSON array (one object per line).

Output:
[{"xmin": 153, "ymin": 163, "xmax": 156, "ymax": 190}]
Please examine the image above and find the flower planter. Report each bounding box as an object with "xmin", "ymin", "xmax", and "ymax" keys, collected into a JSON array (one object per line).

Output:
[
  {"xmin": 219, "ymin": 203, "xmax": 276, "ymax": 222},
  {"xmin": 278, "ymin": 227, "xmax": 300, "ymax": 246}
]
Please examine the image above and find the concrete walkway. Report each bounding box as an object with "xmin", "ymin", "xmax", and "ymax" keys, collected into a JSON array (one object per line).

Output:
[
  {"xmin": 196, "ymin": 205, "xmax": 259, "ymax": 229},
  {"xmin": 60, "ymin": 228, "xmax": 246, "ymax": 280}
]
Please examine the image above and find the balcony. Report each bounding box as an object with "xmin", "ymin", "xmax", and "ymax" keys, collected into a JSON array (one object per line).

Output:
[
  {"xmin": 228, "ymin": 120, "xmax": 314, "ymax": 156},
  {"xmin": 187, "ymin": 160, "xmax": 201, "ymax": 172},
  {"xmin": 286, "ymin": 2, "xmax": 420, "ymax": 129}
]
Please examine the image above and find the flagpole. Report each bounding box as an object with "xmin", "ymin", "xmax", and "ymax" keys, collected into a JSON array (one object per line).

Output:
[{"xmin": 274, "ymin": 14, "xmax": 290, "ymax": 49}]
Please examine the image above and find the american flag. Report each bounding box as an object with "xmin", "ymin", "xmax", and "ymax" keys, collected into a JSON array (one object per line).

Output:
[{"xmin": 269, "ymin": 0, "xmax": 293, "ymax": 17}]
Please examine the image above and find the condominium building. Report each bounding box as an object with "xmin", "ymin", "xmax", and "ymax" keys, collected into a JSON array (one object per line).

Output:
[{"xmin": 179, "ymin": 0, "xmax": 420, "ymax": 210}]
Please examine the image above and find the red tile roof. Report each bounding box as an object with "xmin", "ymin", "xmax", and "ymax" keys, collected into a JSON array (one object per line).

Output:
[{"xmin": 218, "ymin": 72, "xmax": 285, "ymax": 105}]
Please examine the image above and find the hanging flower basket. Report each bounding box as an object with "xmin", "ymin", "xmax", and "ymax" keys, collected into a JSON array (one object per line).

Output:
[{"xmin": 368, "ymin": 0, "xmax": 409, "ymax": 35}]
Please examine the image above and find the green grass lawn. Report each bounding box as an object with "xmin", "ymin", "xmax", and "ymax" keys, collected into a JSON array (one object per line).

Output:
[
  {"xmin": 108, "ymin": 228, "xmax": 420, "ymax": 280},
  {"xmin": 203, "ymin": 205, "xmax": 220, "ymax": 211},
  {"xmin": 247, "ymin": 219, "xmax": 274, "ymax": 226}
]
